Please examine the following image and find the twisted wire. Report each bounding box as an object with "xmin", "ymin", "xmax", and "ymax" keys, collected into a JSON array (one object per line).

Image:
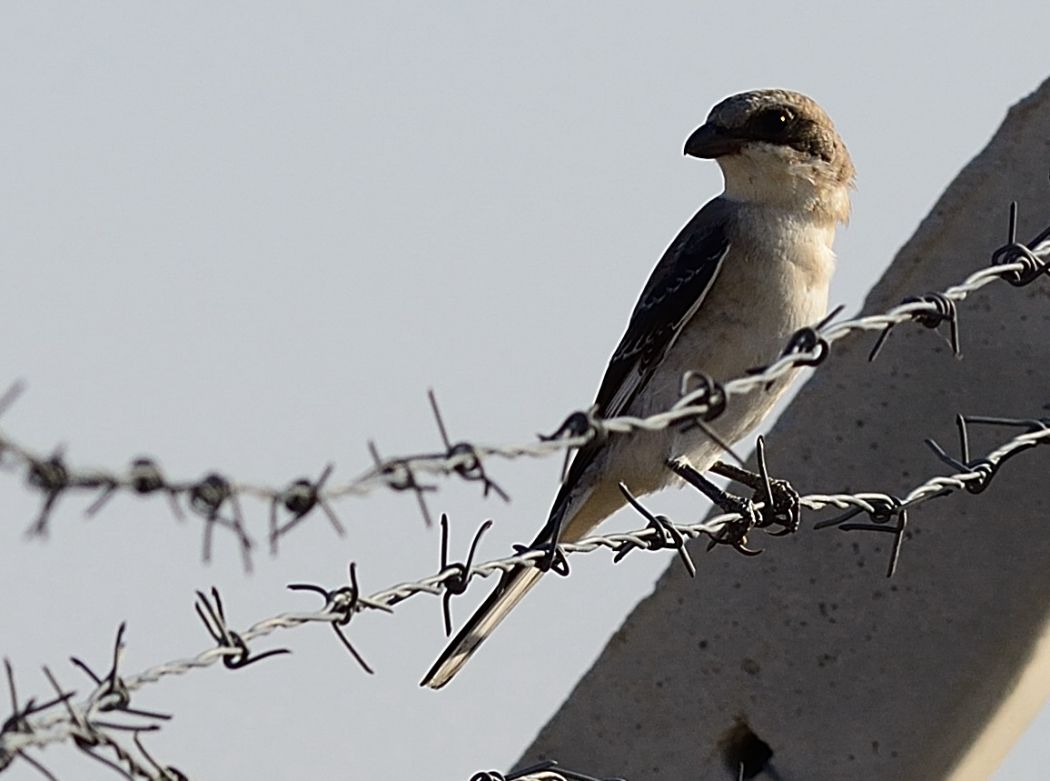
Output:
[
  {"xmin": 0, "ymin": 218, "xmax": 1046, "ymax": 560},
  {"xmin": 3, "ymin": 419, "xmax": 1046, "ymax": 771},
  {"xmin": 2, "ymin": 207, "xmax": 1048, "ymax": 778}
]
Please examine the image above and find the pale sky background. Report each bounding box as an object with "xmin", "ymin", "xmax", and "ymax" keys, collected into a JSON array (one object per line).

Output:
[{"xmin": 1, "ymin": 3, "xmax": 1048, "ymax": 779}]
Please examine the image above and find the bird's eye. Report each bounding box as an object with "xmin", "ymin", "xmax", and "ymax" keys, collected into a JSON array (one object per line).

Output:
[{"xmin": 754, "ymin": 108, "xmax": 793, "ymax": 135}]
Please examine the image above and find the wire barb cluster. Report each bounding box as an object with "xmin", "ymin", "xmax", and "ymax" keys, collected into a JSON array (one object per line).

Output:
[{"xmin": 2, "ymin": 626, "xmax": 185, "ymax": 781}]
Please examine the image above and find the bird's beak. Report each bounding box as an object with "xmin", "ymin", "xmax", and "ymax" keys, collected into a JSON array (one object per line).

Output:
[{"xmin": 684, "ymin": 123, "xmax": 740, "ymax": 159}]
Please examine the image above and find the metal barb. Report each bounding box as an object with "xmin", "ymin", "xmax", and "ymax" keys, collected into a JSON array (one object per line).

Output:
[
  {"xmin": 991, "ymin": 201, "xmax": 1050, "ymax": 286},
  {"xmin": 540, "ymin": 408, "xmax": 601, "ymax": 482},
  {"xmin": 676, "ymin": 373, "xmax": 744, "ymax": 464},
  {"xmin": 41, "ymin": 665, "xmax": 147, "ymax": 779},
  {"xmin": 926, "ymin": 432, "xmax": 1002, "ymax": 496},
  {"xmin": 269, "ymin": 463, "xmax": 343, "ymax": 554},
  {"xmin": 869, "ymin": 293, "xmax": 961, "ymax": 362},
  {"xmin": 539, "ymin": 409, "xmax": 598, "ymax": 443},
  {"xmin": 41, "ymin": 667, "xmax": 163, "ymax": 781},
  {"xmin": 512, "ymin": 541, "xmax": 571, "ymax": 577},
  {"xmin": 678, "ymin": 371, "xmax": 729, "ymax": 423},
  {"xmin": 65, "ymin": 625, "xmax": 172, "ymax": 730},
  {"xmin": 23, "ymin": 449, "xmax": 70, "ymax": 537},
  {"xmin": 886, "ymin": 507, "xmax": 909, "ymax": 578},
  {"xmin": 773, "ymin": 304, "xmax": 844, "ymax": 372},
  {"xmin": 0, "ymin": 661, "xmax": 75, "ymax": 781},
  {"xmin": 14, "ymin": 750, "xmax": 59, "ymax": 780},
  {"xmin": 439, "ymin": 514, "xmax": 494, "ymax": 636},
  {"xmin": 816, "ymin": 494, "xmax": 909, "ymax": 577},
  {"xmin": 0, "ymin": 381, "xmax": 26, "ymax": 419},
  {"xmin": 429, "ymin": 389, "xmax": 510, "ymax": 503},
  {"xmin": 188, "ymin": 473, "xmax": 254, "ymax": 572},
  {"xmin": 194, "ymin": 588, "xmax": 290, "ymax": 671},
  {"xmin": 134, "ymin": 733, "xmax": 189, "ymax": 781},
  {"xmin": 287, "ymin": 562, "xmax": 377, "ymax": 674},
  {"xmin": 956, "ymin": 414, "xmax": 971, "ymax": 464},
  {"xmin": 615, "ymin": 482, "xmax": 696, "ymax": 577},
  {"xmin": 368, "ymin": 440, "xmax": 436, "ymax": 527}
]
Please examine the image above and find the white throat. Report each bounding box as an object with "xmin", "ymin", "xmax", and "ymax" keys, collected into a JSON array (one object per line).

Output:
[{"xmin": 717, "ymin": 143, "xmax": 851, "ymax": 225}]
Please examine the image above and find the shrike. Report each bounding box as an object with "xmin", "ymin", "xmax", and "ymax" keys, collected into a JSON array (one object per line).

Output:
[{"xmin": 422, "ymin": 89, "xmax": 855, "ymax": 689}]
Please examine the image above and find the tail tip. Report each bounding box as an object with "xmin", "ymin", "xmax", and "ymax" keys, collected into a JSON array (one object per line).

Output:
[
  {"xmin": 419, "ymin": 654, "xmax": 465, "ymax": 690},
  {"xmin": 419, "ymin": 674, "xmax": 447, "ymax": 690}
]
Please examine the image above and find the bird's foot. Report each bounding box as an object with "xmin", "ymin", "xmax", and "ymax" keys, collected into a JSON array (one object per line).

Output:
[
  {"xmin": 709, "ymin": 436, "xmax": 801, "ymax": 536},
  {"xmin": 753, "ymin": 476, "xmax": 800, "ymax": 536},
  {"xmin": 704, "ymin": 495, "xmax": 763, "ymax": 557},
  {"xmin": 666, "ymin": 458, "xmax": 763, "ymax": 556}
]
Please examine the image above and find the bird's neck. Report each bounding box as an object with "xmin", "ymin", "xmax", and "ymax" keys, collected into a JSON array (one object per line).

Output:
[{"xmin": 718, "ymin": 155, "xmax": 852, "ymax": 226}]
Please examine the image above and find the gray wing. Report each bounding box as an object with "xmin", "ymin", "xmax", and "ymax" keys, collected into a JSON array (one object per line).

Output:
[{"xmin": 542, "ymin": 197, "xmax": 734, "ymax": 536}]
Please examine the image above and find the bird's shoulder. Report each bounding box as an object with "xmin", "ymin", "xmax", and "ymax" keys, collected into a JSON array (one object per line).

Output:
[
  {"xmin": 631, "ymin": 197, "xmax": 736, "ymax": 314},
  {"xmin": 608, "ymin": 196, "xmax": 735, "ymax": 371}
]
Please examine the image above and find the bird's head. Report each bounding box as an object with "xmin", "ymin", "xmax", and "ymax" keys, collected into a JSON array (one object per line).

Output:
[{"xmin": 685, "ymin": 89, "xmax": 855, "ymax": 224}]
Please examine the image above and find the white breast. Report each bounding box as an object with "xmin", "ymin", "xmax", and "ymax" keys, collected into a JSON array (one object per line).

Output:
[{"xmin": 602, "ymin": 202, "xmax": 838, "ymax": 495}]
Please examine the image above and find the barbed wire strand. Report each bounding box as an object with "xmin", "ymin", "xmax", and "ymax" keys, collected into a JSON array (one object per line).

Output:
[
  {"xmin": 471, "ymin": 759, "xmax": 625, "ymax": 781},
  {"xmin": 0, "ymin": 208, "xmax": 1046, "ymax": 565},
  {"xmin": 2, "ymin": 415, "xmax": 1046, "ymax": 778}
]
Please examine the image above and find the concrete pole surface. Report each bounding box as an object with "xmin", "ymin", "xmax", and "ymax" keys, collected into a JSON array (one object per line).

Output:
[{"xmin": 517, "ymin": 78, "xmax": 1050, "ymax": 781}]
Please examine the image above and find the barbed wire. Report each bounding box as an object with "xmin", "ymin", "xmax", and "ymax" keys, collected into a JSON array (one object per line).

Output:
[
  {"xmin": 2, "ymin": 412, "xmax": 1046, "ymax": 778},
  {"xmin": 0, "ymin": 207, "xmax": 1047, "ymax": 568},
  {"xmin": 469, "ymin": 760, "xmax": 625, "ymax": 781},
  {"xmin": 1, "ymin": 202, "xmax": 1048, "ymax": 778}
]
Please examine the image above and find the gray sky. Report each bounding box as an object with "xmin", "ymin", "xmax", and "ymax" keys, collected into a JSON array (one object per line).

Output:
[{"xmin": 1, "ymin": 2, "xmax": 1048, "ymax": 778}]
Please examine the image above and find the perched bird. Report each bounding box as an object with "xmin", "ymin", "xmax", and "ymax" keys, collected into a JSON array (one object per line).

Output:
[{"xmin": 421, "ymin": 88, "xmax": 855, "ymax": 689}]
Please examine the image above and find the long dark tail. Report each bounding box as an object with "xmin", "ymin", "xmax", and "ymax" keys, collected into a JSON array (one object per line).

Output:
[{"xmin": 420, "ymin": 457, "xmax": 616, "ymax": 689}]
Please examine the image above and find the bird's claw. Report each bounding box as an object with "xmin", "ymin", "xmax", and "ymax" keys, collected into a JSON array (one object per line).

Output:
[
  {"xmin": 706, "ymin": 494, "xmax": 763, "ymax": 556},
  {"xmin": 754, "ymin": 477, "xmax": 800, "ymax": 535}
]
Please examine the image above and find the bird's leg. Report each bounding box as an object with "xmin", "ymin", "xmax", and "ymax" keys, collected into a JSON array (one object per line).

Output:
[
  {"xmin": 666, "ymin": 458, "xmax": 762, "ymax": 556},
  {"xmin": 708, "ymin": 436, "xmax": 800, "ymax": 535}
]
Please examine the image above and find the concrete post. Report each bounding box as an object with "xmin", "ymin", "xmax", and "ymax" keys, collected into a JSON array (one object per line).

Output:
[{"xmin": 517, "ymin": 78, "xmax": 1050, "ymax": 781}]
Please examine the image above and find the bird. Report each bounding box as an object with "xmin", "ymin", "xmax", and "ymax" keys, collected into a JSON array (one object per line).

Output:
[{"xmin": 421, "ymin": 88, "xmax": 855, "ymax": 689}]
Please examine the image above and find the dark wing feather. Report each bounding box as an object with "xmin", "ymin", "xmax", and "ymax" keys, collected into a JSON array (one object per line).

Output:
[{"xmin": 541, "ymin": 197, "xmax": 734, "ymax": 537}]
